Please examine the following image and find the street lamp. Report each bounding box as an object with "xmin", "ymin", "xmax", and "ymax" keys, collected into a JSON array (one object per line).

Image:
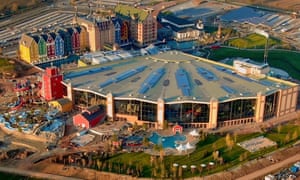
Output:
[
  {"xmin": 190, "ymin": 165, "xmax": 196, "ymax": 174},
  {"xmin": 173, "ymin": 163, "xmax": 178, "ymax": 178},
  {"xmin": 181, "ymin": 165, "xmax": 187, "ymax": 178},
  {"xmin": 199, "ymin": 163, "xmax": 206, "ymax": 178},
  {"xmin": 208, "ymin": 161, "xmax": 215, "ymax": 174}
]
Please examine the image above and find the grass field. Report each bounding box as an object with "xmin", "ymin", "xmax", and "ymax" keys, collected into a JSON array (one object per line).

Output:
[
  {"xmin": 101, "ymin": 123, "xmax": 300, "ymax": 178},
  {"xmin": 228, "ymin": 34, "xmax": 281, "ymax": 49},
  {"xmin": 208, "ymin": 47, "xmax": 300, "ymax": 80}
]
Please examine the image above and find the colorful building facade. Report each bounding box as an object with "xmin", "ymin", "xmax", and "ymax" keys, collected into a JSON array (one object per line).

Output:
[
  {"xmin": 50, "ymin": 32, "xmax": 64, "ymax": 57},
  {"xmin": 73, "ymin": 105, "xmax": 106, "ymax": 128},
  {"xmin": 41, "ymin": 67, "xmax": 64, "ymax": 101},
  {"xmin": 76, "ymin": 16, "xmax": 115, "ymax": 51},
  {"xmin": 19, "ymin": 25, "xmax": 87, "ymax": 63},
  {"xmin": 115, "ymin": 5, "xmax": 157, "ymax": 47},
  {"xmin": 19, "ymin": 34, "xmax": 39, "ymax": 63}
]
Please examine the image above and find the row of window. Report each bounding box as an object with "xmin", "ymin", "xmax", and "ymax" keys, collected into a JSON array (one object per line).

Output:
[{"xmin": 72, "ymin": 90, "xmax": 279, "ymax": 123}]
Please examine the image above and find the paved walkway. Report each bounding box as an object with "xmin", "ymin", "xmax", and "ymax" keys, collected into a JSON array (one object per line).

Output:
[
  {"xmin": 0, "ymin": 166, "xmax": 82, "ymax": 180},
  {"xmin": 236, "ymin": 153, "xmax": 300, "ymax": 180}
]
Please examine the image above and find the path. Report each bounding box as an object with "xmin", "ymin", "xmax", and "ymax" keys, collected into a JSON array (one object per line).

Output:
[
  {"xmin": 0, "ymin": 166, "xmax": 82, "ymax": 180},
  {"xmin": 236, "ymin": 154, "xmax": 300, "ymax": 180}
]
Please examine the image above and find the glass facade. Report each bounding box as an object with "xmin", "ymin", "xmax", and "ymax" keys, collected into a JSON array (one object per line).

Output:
[
  {"xmin": 74, "ymin": 90, "xmax": 106, "ymax": 107},
  {"xmin": 165, "ymin": 103, "xmax": 209, "ymax": 123},
  {"xmin": 263, "ymin": 92, "xmax": 279, "ymax": 120},
  {"xmin": 217, "ymin": 99, "xmax": 256, "ymax": 121},
  {"xmin": 114, "ymin": 100, "xmax": 157, "ymax": 122}
]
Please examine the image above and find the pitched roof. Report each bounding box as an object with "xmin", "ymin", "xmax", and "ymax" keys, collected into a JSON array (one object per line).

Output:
[
  {"xmin": 54, "ymin": 98, "xmax": 71, "ymax": 106},
  {"xmin": 115, "ymin": 4, "xmax": 149, "ymax": 22},
  {"xmin": 40, "ymin": 34, "xmax": 48, "ymax": 41},
  {"xmin": 82, "ymin": 105, "xmax": 105, "ymax": 122},
  {"xmin": 19, "ymin": 34, "xmax": 35, "ymax": 48},
  {"xmin": 49, "ymin": 32, "xmax": 57, "ymax": 40},
  {"xmin": 32, "ymin": 35, "xmax": 40, "ymax": 43}
]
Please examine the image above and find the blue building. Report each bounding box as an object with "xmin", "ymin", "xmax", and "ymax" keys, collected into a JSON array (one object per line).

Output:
[
  {"xmin": 50, "ymin": 32, "xmax": 64, "ymax": 58},
  {"xmin": 112, "ymin": 18, "xmax": 122, "ymax": 45},
  {"xmin": 57, "ymin": 29, "xmax": 72, "ymax": 56}
]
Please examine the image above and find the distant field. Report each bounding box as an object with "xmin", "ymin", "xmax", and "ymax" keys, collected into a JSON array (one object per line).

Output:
[
  {"xmin": 232, "ymin": 0, "xmax": 300, "ymax": 11},
  {"xmin": 208, "ymin": 47, "xmax": 300, "ymax": 80},
  {"xmin": 228, "ymin": 34, "xmax": 281, "ymax": 49}
]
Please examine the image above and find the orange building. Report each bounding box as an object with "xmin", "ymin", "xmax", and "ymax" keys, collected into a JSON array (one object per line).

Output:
[
  {"xmin": 115, "ymin": 5, "xmax": 157, "ymax": 47},
  {"xmin": 77, "ymin": 16, "xmax": 115, "ymax": 51}
]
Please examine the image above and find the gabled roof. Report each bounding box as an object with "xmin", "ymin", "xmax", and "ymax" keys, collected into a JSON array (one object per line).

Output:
[
  {"xmin": 66, "ymin": 27, "xmax": 75, "ymax": 35},
  {"xmin": 52, "ymin": 98, "xmax": 71, "ymax": 106},
  {"xmin": 74, "ymin": 26, "xmax": 81, "ymax": 33},
  {"xmin": 112, "ymin": 17, "xmax": 122, "ymax": 26},
  {"xmin": 115, "ymin": 4, "xmax": 149, "ymax": 22},
  {"xmin": 19, "ymin": 34, "xmax": 35, "ymax": 48},
  {"xmin": 32, "ymin": 35, "xmax": 40, "ymax": 44},
  {"xmin": 49, "ymin": 32, "xmax": 57, "ymax": 40},
  {"xmin": 40, "ymin": 34, "xmax": 48, "ymax": 41},
  {"xmin": 81, "ymin": 105, "xmax": 105, "ymax": 122}
]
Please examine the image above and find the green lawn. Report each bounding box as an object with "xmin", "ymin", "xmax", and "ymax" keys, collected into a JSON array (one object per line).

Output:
[
  {"xmin": 228, "ymin": 33, "xmax": 281, "ymax": 49},
  {"xmin": 208, "ymin": 47, "xmax": 300, "ymax": 80},
  {"xmin": 96, "ymin": 123, "xmax": 300, "ymax": 178}
]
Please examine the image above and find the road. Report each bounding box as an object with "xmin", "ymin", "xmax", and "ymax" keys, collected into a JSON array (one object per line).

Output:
[
  {"xmin": 236, "ymin": 153, "xmax": 300, "ymax": 180},
  {"xmin": 0, "ymin": 166, "xmax": 82, "ymax": 180}
]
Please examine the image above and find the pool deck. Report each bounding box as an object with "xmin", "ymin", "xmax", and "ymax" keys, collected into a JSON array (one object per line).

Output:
[{"xmin": 146, "ymin": 128, "xmax": 200, "ymax": 156}]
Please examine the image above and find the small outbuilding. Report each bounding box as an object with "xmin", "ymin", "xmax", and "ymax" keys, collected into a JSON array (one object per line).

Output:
[
  {"xmin": 173, "ymin": 124, "xmax": 183, "ymax": 134},
  {"xmin": 73, "ymin": 105, "xmax": 106, "ymax": 129},
  {"xmin": 48, "ymin": 98, "xmax": 72, "ymax": 113}
]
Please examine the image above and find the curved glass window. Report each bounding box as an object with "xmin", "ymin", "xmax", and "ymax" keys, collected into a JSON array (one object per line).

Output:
[
  {"xmin": 74, "ymin": 90, "xmax": 106, "ymax": 107},
  {"xmin": 264, "ymin": 92, "xmax": 279, "ymax": 120},
  {"xmin": 217, "ymin": 99, "xmax": 256, "ymax": 121},
  {"xmin": 165, "ymin": 103, "xmax": 209, "ymax": 123},
  {"xmin": 114, "ymin": 100, "xmax": 157, "ymax": 122}
]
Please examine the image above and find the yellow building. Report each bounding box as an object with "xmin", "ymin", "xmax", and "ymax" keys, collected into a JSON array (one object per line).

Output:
[
  {"xmin": 48, "ymin": 98, "xmax": 72, "ymax": 113},
  {"xmin": 77, "ymin": 26, "xmax": 89, "ymax": 52},
  {"xmin": 19, "ymin": 34, "xmax": 39, "ymax": 63}
]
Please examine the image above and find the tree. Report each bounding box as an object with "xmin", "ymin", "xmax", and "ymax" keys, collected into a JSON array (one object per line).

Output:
[
  {"xmin": 292, "ymin": 130, "xmax": 298, "ymax": 141},
  {"xmin": 212, "ymin": 142, "xmax": 217, "ymax": 151},
  {"xmin": 234, "ymin": 132, "xmax": 238, "ymax": 142},
  {"xmin": 225, "ymin": 133, "xmax": 234, "ymax": 151},
  {"xmin": 160, "ymin": 163, "xmax": 166, "ymax": 178},
  {"xmin": 159, "ymin": 148, "xmax": 165, "ymax": 162},
  {"xmin": 277, "ymin": 124, "xmax": 282, "ymax": 134},
  {"xmin": 212, "ymin": 150, "xmax": 219, "ymax": 161},
  {"xmin": 285, "ymin": 132, "xmax": 291, "ymax": 144},
  {"xmin": 178, "ymin": 166, "xmax": 182, "ymax": 178}
]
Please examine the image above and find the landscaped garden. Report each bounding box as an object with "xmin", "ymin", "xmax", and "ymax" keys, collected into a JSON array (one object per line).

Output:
[
  {"xmin": 207, "ymin": 47, "xmax": 300, "ymax": 80},
  {"xmin": 63, "ymin": 122, "xmax": 300, "ymax": 178}
]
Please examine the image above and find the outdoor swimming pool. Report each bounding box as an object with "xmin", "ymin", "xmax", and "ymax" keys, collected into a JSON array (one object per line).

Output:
[{"xmin": 149, "ymin": 132, "xmax": 186, "ymax": 149}]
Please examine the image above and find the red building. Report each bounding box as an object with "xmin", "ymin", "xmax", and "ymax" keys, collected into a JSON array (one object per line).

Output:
[
  {"xmin": 41, "ymin": 67, "xmax": 63, "ymax": 101},
  {"xmin": 73, "ymin": 105, "xmax": 106, "ymax": 129},
  {"xmin": 67, "ymin": 27, "xmax": 80, "ymax": 53}
]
